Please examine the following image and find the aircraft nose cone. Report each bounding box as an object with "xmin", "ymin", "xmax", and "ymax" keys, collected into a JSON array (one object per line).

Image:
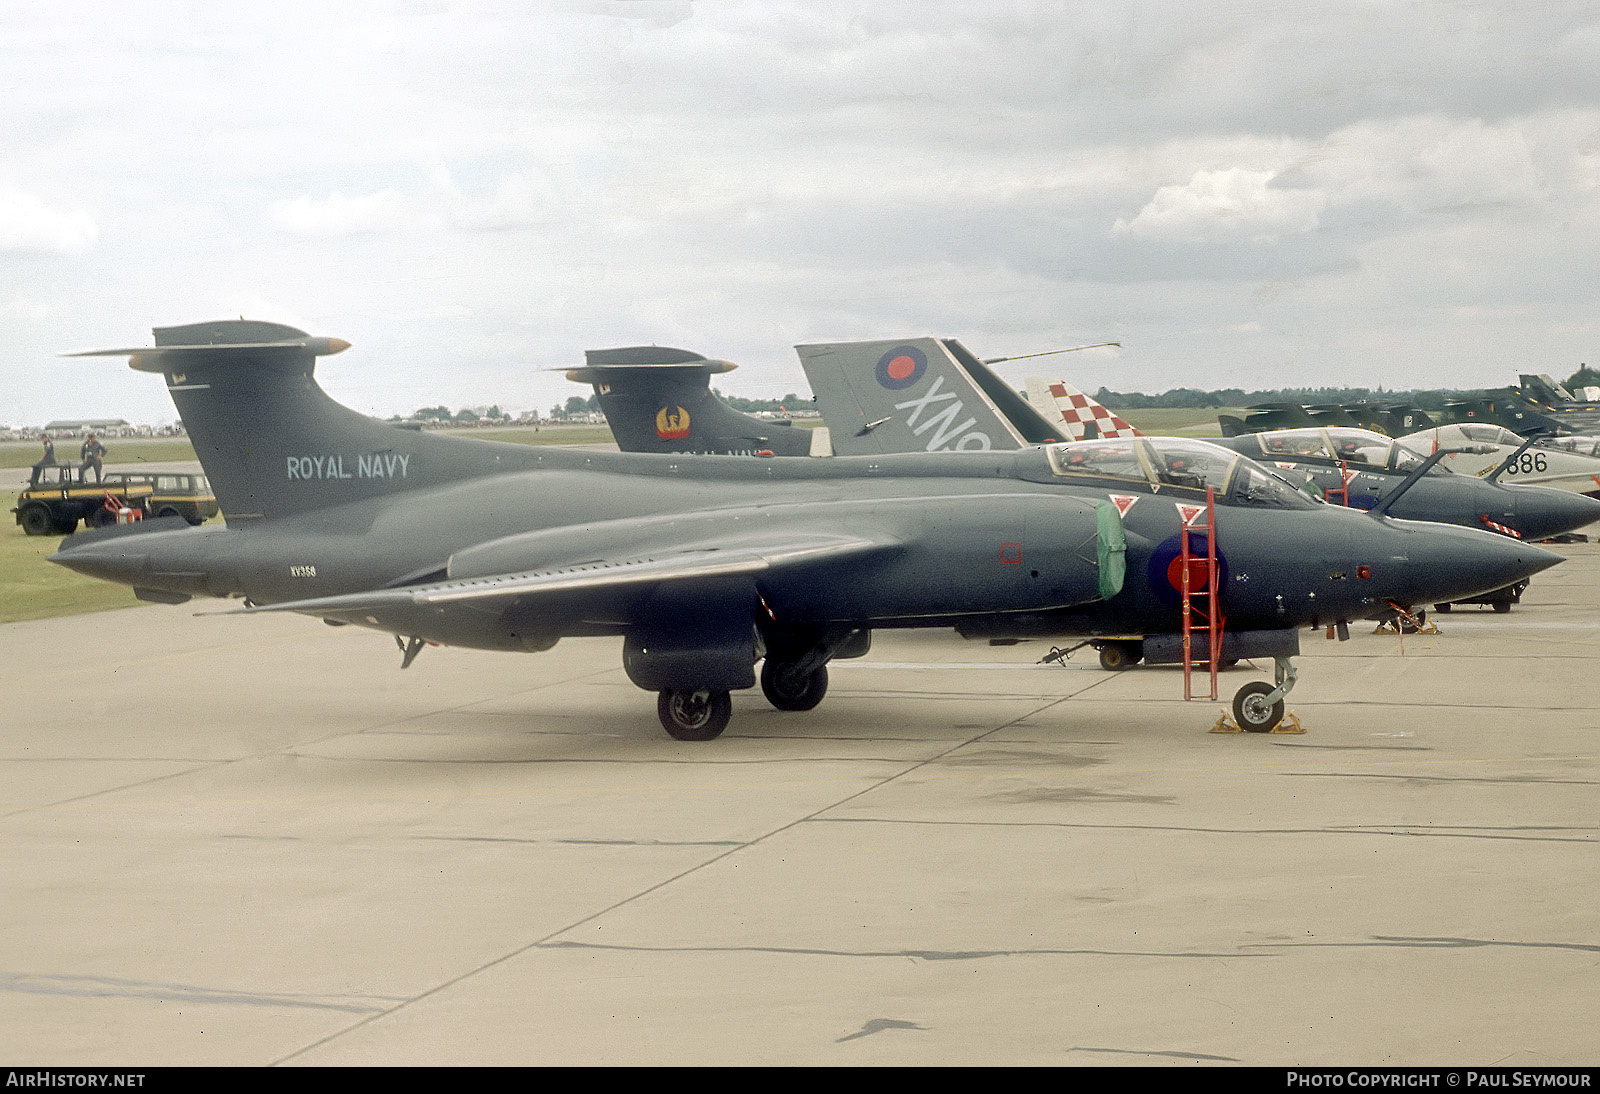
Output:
[
  {"xmin": 1510, "ymin": 486, "xmax": 1600, "ymax": 540},
  {"xmin": 48, "ymin": 535, "xmax": 149, "ymax": 586},
  {"xmin": 1388, "ymin": 523, "xmax": 1563, "ymax": 607}
]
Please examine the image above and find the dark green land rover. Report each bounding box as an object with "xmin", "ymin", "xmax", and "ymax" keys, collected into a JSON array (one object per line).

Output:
[{"xmin": 12, "ymin": 466, "xmax": 217, "ymax": 534}]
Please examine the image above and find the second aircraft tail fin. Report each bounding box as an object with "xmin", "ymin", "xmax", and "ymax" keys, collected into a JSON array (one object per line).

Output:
[
  {"xmin": 1023, "ymin": 378, "xmax": 1142, "ymax": 440},
  {"xmin": 568, "ymin": 348, "xmax": 813, "ymax": 457},
  {"xmin": 796, "ymin": 338, "xmax": 1055, "ymax": 457}
]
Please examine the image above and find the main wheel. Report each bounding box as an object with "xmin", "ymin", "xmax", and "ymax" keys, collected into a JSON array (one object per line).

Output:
[
  {"xmin": 1232, "ymin": 681, "xmax": 1285, "ymax": 733},
  {"xmin": 1399, "ymin": 609, "xmax": 1427, "ymax": 634},
  {"xmin": 657, "ymin": 689, "xmax": 732, "ymax": 741},
  {"xmin": 1433, "ymin": 602, "xmax": 1452, "ymax": 613},
  {"xmin": 1492, "ymin": 600, "xmax": 1511, "ymax": 614},
  {"xmin": 19, "ymin": 506, "xmax": 53, "ymax": 536},
  {"xmin": 1097, "ymin": 640, "xmax": 1143, "ymax": 671},
  {"xmin": 760, "ymin": 660, "xmax": 828, "ymax": 711}
]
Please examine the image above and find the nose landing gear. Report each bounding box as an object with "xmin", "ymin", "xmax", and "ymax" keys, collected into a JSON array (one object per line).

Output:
[{"xmin": 1215, "ymin": 655, "xmax": 1303, "ymax": 734}]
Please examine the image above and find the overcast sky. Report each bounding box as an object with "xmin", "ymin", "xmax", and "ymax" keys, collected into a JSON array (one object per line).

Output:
[{"xmin": 4, "ymin": 0, "xmax": 1600, "ymax": 426}]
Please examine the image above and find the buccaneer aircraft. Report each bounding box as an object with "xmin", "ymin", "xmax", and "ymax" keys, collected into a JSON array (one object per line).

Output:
[{"xmin": 51, "ymin": 322, "xmax": 1559, "ymax": 737}]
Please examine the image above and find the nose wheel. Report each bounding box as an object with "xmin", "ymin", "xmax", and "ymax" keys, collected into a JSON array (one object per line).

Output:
[
  {"xmin": 1226, "ymin": 655, "xmax": 1299, "ymax": 733},
  {"xmin": 1231, "ymin": 681, "xmax": 1285, "ymax": 732},
  {"xmin": 657, "ymin": 689, "xmax": 732, "ymax": 741}
]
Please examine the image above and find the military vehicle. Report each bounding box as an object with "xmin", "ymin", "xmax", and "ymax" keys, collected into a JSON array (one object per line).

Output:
[
  {"xmin": 52, "ymin": 321, "xmax": 1559, "ymax": 737},
  {"xmin": 14, "ymin": 465, "xmax": 154, "ymax": 534},
  {"xmin": 13, "ymin": 467, "xmax": 216, "ymax": 535}
]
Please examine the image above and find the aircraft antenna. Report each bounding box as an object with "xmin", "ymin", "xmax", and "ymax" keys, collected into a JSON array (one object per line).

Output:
[{"xmin": 982, "ymin": 342, "xmax": 1120, "ymax": 365}]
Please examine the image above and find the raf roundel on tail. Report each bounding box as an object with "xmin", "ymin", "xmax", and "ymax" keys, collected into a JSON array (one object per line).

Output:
[{"xmin": 874, "ymin": 345, "xmax": 927, "ymax": 390}]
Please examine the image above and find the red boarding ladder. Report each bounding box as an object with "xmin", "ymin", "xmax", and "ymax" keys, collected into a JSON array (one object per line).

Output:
[
  {"xmin": 1326, "ymin": 460, "xmax": 1351, "ymax": 507},
  {"xmin": 1180, "ymin": 486, "xmax": 1221, "ymax": 702}
]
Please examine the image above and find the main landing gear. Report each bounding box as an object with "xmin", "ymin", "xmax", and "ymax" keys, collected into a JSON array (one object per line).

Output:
[
  {"xmin": 651, "ymin": 628, "xmax": 865, "ymax": 741},
  {"xmin": 657, "ymin": 689, "xmax": 733, "ymax": 741},
  {"xmin": 760, "ymin": 658, "xmax": 829, "ymax": 711}
]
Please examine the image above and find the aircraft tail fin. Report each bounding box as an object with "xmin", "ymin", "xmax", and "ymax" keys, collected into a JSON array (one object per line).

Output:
[
  {"xmin": 1217, "ymin": 414, "xmax": 1247, "ymax": 437},
  {"xmin": 795, "ymin": 338, "xmax": 1036, "ymax": 457},
  {"xmin": 1378, "ymin": 403, "xmax": 1434, "ymax": 434},
  {"xmin": 67, "ymin": 320, "xmax": 527, "ymax": 524},
  {"xmin": 1443, "ymin": 396, "xmax": 1558, "ymax": 437},
  {"xmin": 1023, "ymin": 378, "xmax": 1142, "ymax": 440},
  {"xmin": 567, "ymin": 348, "xmax": 813, "ymax": 457}
]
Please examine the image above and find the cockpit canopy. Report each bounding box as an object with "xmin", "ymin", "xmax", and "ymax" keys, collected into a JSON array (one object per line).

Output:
[
  {"xmin": 1543, "ymin": 435, "xmax": 1600, "ymax": 458},
  {"xmin": 1045, "ymin": 437, "xmax": 1316, "ymax": 508},
  {"xmin": 1451, "ymin": 424, "xmax": 1525, "ymax": 447},
  {"xmin": 1242, "ymin": 427, "xmax": 1442, "ymax": 475}
]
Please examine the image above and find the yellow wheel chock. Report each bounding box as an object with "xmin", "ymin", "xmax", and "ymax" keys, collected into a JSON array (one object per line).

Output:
[{"xmin": 1211, "ymin": 709, "xmax": 1306, "ymax": 734}]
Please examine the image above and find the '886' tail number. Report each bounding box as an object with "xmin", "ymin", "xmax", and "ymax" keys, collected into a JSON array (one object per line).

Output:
[{"xmin": 1504, "ymin": 452, "xmax": 1549, "ymax": 476}]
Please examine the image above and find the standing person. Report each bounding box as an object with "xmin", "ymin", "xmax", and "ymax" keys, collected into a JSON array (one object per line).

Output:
[
  {"xmin": 79, "ymin": 433, "xmax": 107, "ymax": 483},
  {"xmin": 33, "ymin": 434, "xmax": 56, "ymax": 471}
]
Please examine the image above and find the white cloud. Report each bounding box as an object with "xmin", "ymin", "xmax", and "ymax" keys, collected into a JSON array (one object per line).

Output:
[
  {"xmin": 450, "ymin": 174, "xmax": 556, "ymax": 231},
  {"xmin": 1292, "ymin": 116, "xmax": 1543, "ymax": 213},
  {"xmin": 0, "ymin": 188, "xmax": 97, "ymax": 253},
  {"xmin": 268, "ymin": 189, "xmax": 414, "ymax": 236},
  {"xmin": 1, "ymin": 296, "xmax": 52, "ymax": 319},
  {"xmin": 1112, "ymin": 168, "xmax": 1327, "ymax": 243}
]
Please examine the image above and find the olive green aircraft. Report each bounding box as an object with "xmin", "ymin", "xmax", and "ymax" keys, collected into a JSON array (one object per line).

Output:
[{"xmin": 51, "ymin": 322, "xmax": 1558, "ymax": 737}]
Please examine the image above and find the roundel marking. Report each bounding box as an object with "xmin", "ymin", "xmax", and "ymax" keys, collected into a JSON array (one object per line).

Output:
[
  {"xmin": 875, "ymin": 345, "xmax": 927, "ymax": 390},
  {"xmin": 1147, "ymin": 533, "xmax": 1230, "ymax": 608},
  {"xmin": 655, "ymin": 405, "xmax": 691, "ymax": 440},
  {"xmin": 1166, "ymin": 555, "xmax": 1212, "ymax": 594}
]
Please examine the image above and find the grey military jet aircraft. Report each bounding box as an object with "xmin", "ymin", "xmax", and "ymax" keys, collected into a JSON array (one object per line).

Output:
[
  {"xmin": 52, "ymin": 321, "xmax": 1559, "ymax": 737},
  {"xmin": 1211, "ymin": 427, "xmax": 1600, "ymax": 542},
  {"xmin": 566, "ymin": 347, "xmax": 818, "ymax": 457}
]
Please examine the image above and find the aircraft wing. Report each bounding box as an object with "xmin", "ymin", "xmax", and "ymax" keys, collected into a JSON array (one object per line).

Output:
[{"xmin": 218, "ymin": 534, "xmax": 892, "ymax": 619}]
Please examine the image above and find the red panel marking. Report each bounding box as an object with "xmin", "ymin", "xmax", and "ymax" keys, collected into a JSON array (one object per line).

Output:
[{"xmin": 1000, "ymin": 543, "xmax": 1022, "ymax": 564}]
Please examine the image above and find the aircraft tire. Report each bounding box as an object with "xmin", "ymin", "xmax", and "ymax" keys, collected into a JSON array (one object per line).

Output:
[
  {"xmin": 87, "ymin": 508, "xmax": 117, "ymax": 529},
  {"xmin": 760, "ymin": 660, "xmax": 828, "ymax": 712},
  {"xmin": 1492, "ymin": 601, "xmax": 1511, "ymax": 614},
  {"xmin": 1097, "ymin": 641, "xmax": 1142, "ymax": 671},
  {"xmin": 1399, "ymin": 609, "xmax": 1427, "ymax": 634},
  {"xmin": 657, "ymin": 689, "xmax": 732, "ymax": 741},
  {"xmin": 1232, "ymin": 681, "xmax": 1284, "ymax": 733},
  {"xmin": 19, "ymin": 506, "xmax": 53, "ymax": 536},
  {"xmin": 1433, "ymin": 603, "xmax": 1452, "ymax": 613}
]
